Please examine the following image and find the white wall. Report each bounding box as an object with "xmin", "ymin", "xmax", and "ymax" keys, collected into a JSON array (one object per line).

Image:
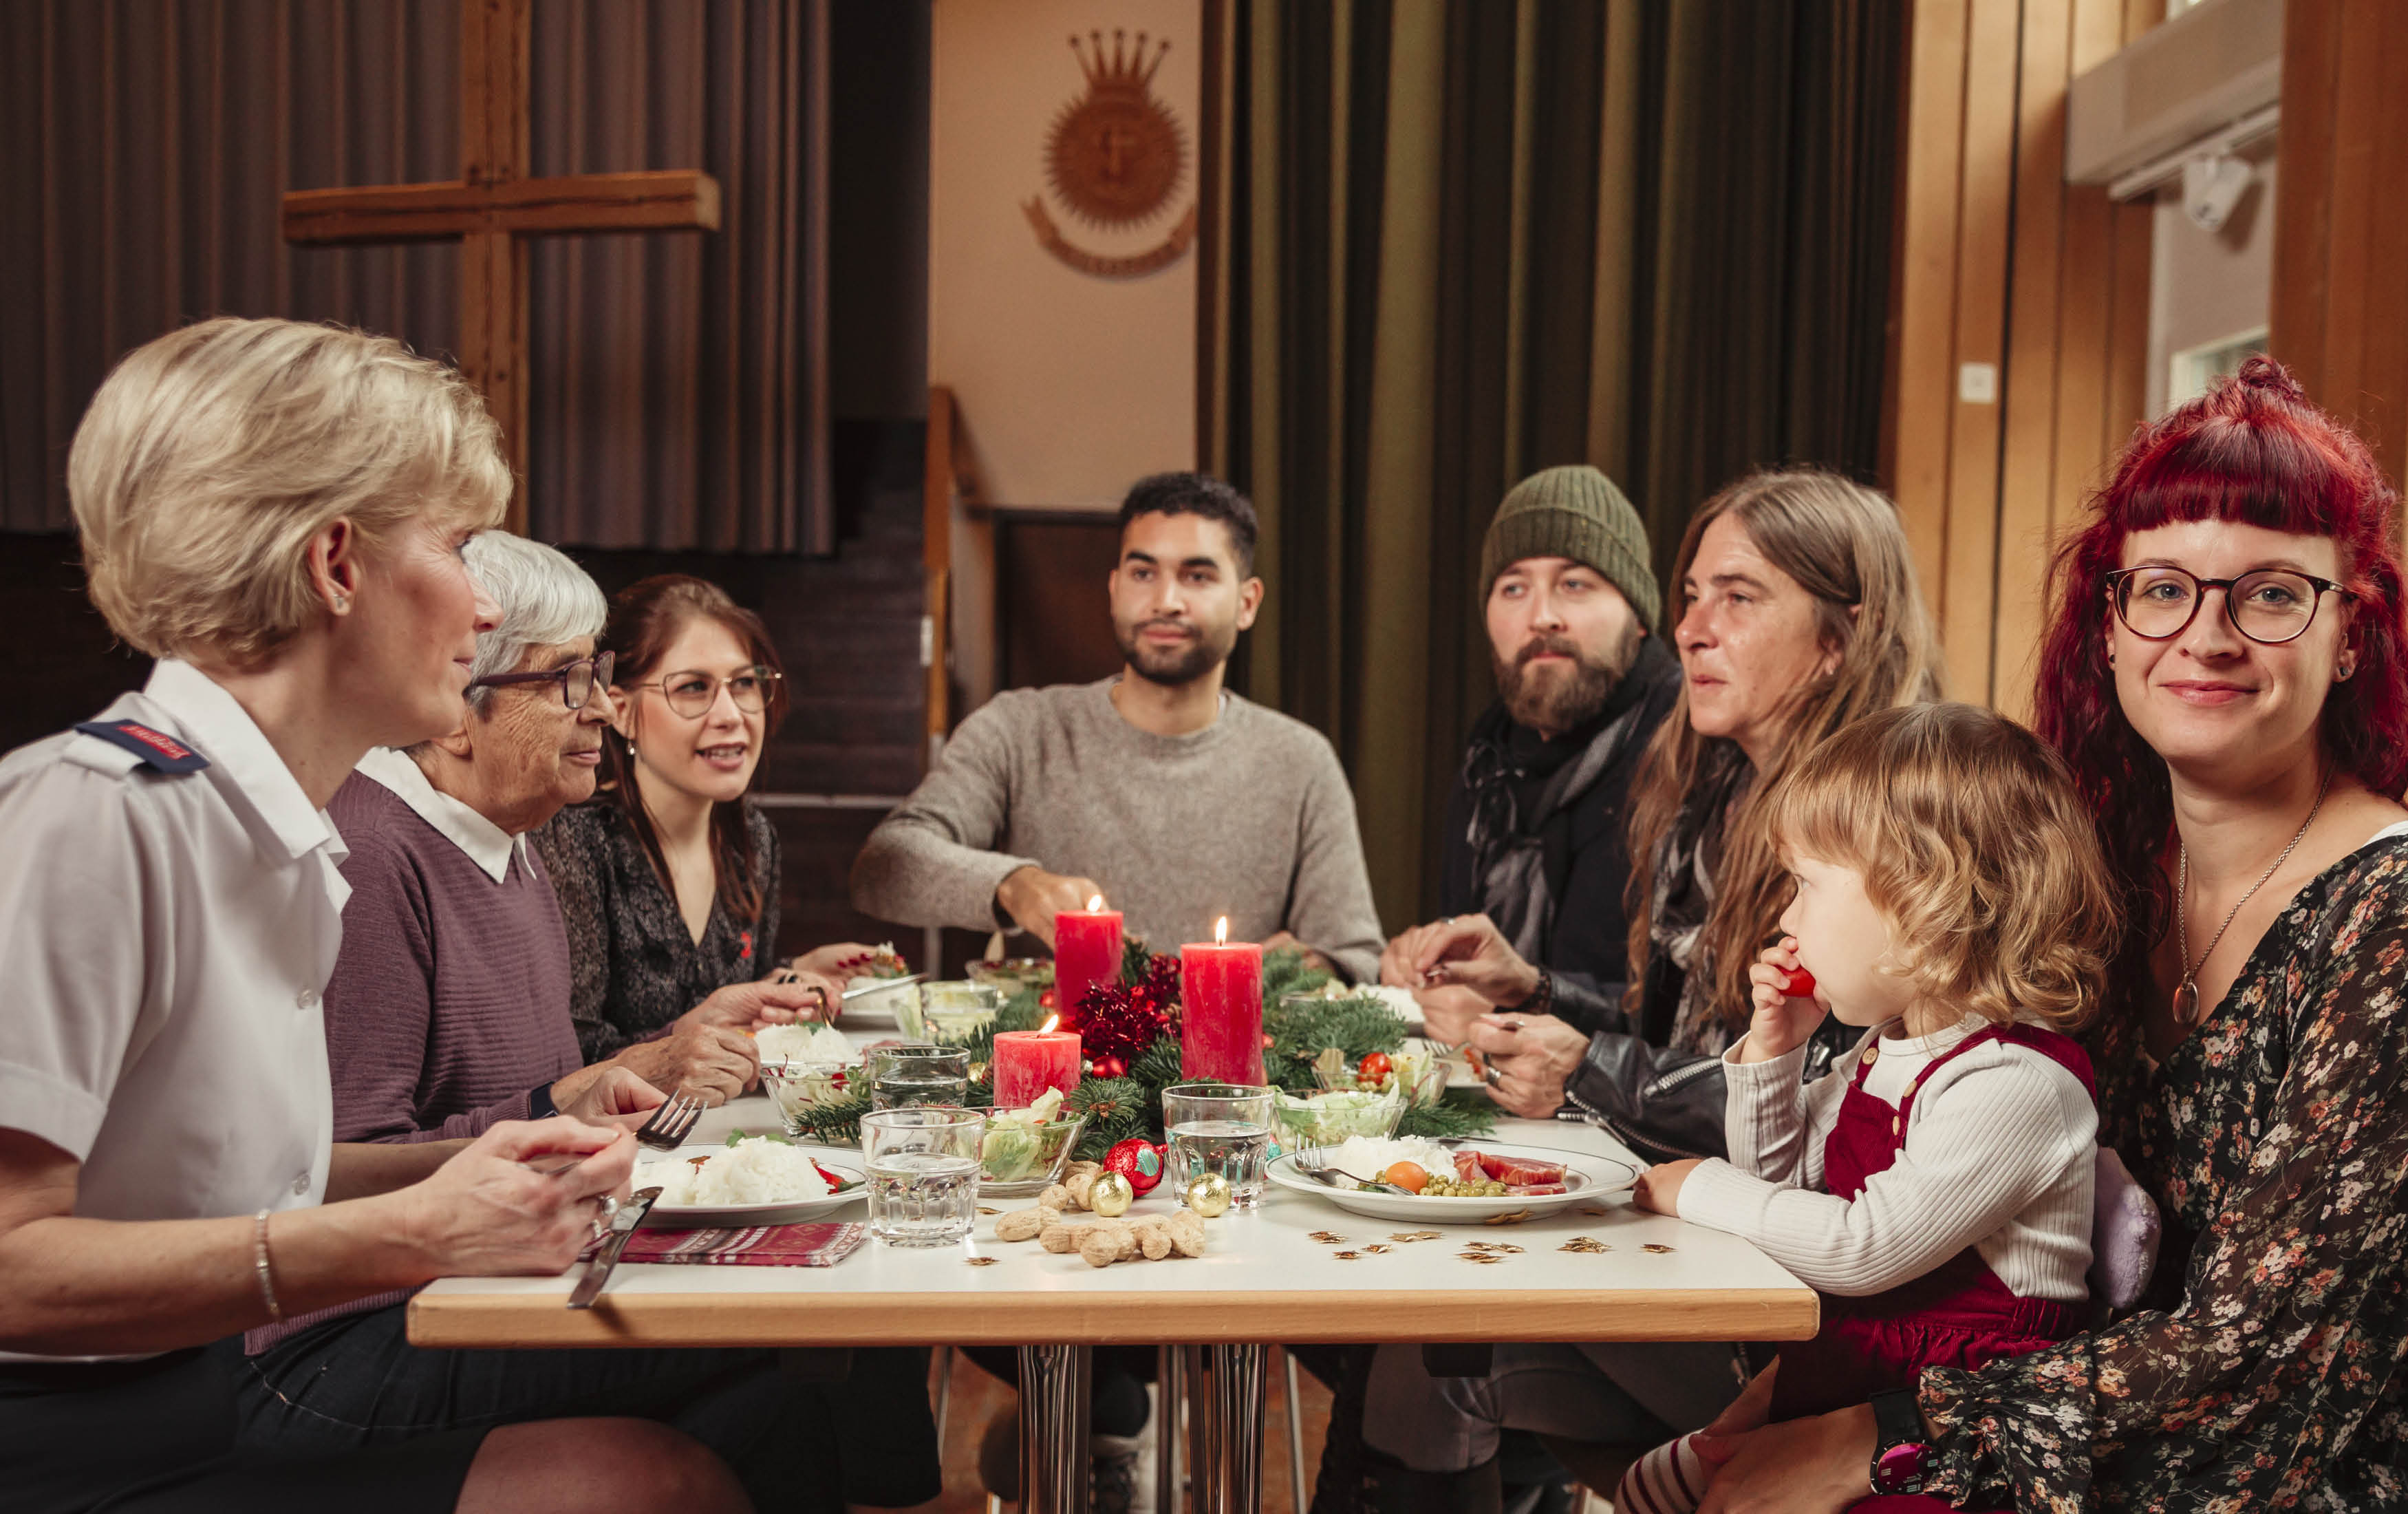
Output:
[
  {"xmin": 2146, "ymin": 140, "xmax": 2277, "ymax": 416},
  {"xmin": 928, "ymin": 0, "xmax": 1201, "ymax": 509}
]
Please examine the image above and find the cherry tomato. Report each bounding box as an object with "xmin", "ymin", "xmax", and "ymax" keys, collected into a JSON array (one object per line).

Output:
[
  {"xmin": 1778, "ymin": 965, "xmax": 1816, "ymax": 998},
  {"xmin": 1359, "ymin": 1052, "xmax": 1393, "ymax": 1082},
  {"xmin": 1384, "ymin": 1161, "xmax": 1429, "ymax": 1193}
]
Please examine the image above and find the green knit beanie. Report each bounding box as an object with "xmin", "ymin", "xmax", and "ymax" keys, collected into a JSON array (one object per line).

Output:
[{"xmin": 1479, "ymin": 465, "xmax": 1661, "ymax": 630}]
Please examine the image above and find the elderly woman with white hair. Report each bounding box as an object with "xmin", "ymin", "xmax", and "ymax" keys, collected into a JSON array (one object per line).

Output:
[
  {"xmin": 221, "ymin": 531, "xmax": 938, "ymax": 1514},
  {"xmin": 0, "ymin": 319, "xmax": 749, "ymax": 1512}
]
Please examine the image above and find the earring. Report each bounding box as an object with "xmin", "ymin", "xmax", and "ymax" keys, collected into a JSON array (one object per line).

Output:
[
  {"xmin": 2107, "ymin": 649, "xmax": 2116, "ymax": 668},
  {"xmin": 626, "ymin": 738, "xmax": 637, "ymax": 756},
  {"xmin": 331, "ymin": 594, "xmax": 349, "ymax": 612},
  {"xmin": 2339, "ymin": 661, "xmax": 2357, "ymax": 681}
]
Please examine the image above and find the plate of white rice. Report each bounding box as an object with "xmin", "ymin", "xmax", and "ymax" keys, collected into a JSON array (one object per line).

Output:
[
  {"xmin": 754, "ymin": 1021, "xmax": 857, "ymax": 1065},
  {"xmin": 632, "ymin": 1136, "xmax": 865, "ymax": 1226}
]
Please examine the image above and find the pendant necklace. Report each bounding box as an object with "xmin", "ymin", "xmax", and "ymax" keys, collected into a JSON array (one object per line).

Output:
[{"xmin": 2172, "ymin": 767, "xmax": 2333, "ymax": 1024}]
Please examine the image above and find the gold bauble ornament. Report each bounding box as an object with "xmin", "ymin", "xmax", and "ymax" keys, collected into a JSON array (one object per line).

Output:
[
  {"xmin": 1184, "ymin": 1172, "xmax": 1232, "ymax": 1218},
  {"xmin": 1090, "ymin": 1171, "xmax": 1135, "ymax": 1218}
]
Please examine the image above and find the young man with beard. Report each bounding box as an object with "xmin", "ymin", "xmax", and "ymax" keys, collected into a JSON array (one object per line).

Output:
[
  {"xmin": 1379, "ymin": 465, "xmax": 1681, "ymax": 1045},
  {"xmin": 853, "ymin": 471, "xmax": 1384, "ymax": 983}
]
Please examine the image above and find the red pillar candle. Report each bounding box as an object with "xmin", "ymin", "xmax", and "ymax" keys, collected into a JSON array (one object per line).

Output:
[
  {"xmin": 991, "ymin": 1029, "xmax": 1083, "ymax": 1107},
  {"xmin": 1181, "ymin": 919, "xmax": 1266, "ymax": 1084},
  {"xmin": 1053, "ymin": 897, "xmax": 1124, "ymax": 1023}
]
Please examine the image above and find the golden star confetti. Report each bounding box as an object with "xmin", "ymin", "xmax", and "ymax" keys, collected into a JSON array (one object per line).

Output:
[
  {"xmin": 1309, "ymin": 1231, "xmax": 1348, "ymax": 1245},
  {"xmin": 965, "ymin": 1256, "xmax": 1001, "ymax": 1266},
  {"xmin": 1363, "ymin": 1244, "xmax": 1393, "ymax": 1254},
  {"xmin": 1558, "ymin": 1237, "xmax": 1613, "ymax": 1253},
  {"xmin": 1390, "ymin": 1231, "xmax": 1444, "ymax": 1242},
  {"xmin": 1333, "ymin": 1250, "xmax": 1362, "ymax": 1260},
  {"xmin": 1642, "ymin": 1243, "xmax": 1677, "ymax": 1254}
]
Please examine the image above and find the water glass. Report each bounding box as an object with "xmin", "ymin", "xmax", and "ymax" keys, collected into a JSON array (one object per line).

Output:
[
  {"xmin": 861, "ymin": 1107, "xmax": 985, "ymax": 1246},
  {"xmin": 868, "ymin": 1045, "xmax": 971, "ymax": 1110},
  {"xmin": 920, "ymin": 980, "xmax": 1002, "ymax": 1043},
  {"xmin": 1161, "ymin": 1082, "xmax": 1276, "ymax": 1210}
]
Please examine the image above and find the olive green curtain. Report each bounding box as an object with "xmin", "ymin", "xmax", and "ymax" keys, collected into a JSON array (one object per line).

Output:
[{"xmin": 1201, "ymin": 0, "xmax": 1902, "ymax": 929}]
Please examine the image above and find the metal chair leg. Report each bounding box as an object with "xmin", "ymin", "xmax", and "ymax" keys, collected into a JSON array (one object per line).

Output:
[
  {"xmin": 1282, "ymin": 1350, "xmax": 1307, "ymax": 1514},
  {"xmin": 933, "ymin": 1343, "xmax": 954, "ymax": 1452}
]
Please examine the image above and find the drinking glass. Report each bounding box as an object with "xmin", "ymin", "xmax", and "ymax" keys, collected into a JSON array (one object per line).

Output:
[
  {"xmin": 861, "ymin": 1107, "xmax": 986, "ymax": 1247},
  {"xmin": 919, "ymin": 980, "xmax": 1002, "ymax": 1043},
  {"xmin": 868, "ymin": 1045, "xmax": 971, "ymax": 1110},
  {"xmin": 1161, "ymin": 1082, "xmax": 1277, "ymax": 1210}
]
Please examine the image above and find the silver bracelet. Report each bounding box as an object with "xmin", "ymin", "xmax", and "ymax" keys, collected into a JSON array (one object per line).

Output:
[{"xmin": 252, "ymin": 1208, "xmax": 283, "ymax": 1321}]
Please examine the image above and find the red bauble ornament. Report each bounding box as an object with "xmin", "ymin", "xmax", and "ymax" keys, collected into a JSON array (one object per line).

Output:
[
  {"xmin": 1091, "ymin": 1054, "xmax": 1126, "ymax": 1078},
  {"xmin": 1039, "ymin": 988, "xmax": 1058, "ymax": 1011},
  {"xmin": 1104, "ymin": 1137, "xmax": 1165, "ymax": 1195}
]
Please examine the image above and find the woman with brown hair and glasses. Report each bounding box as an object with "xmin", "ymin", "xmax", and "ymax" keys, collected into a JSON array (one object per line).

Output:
[
  {"xmin": 533, "ymin": 575, "xmax": 940, "ymax": 1514},
  {"xmin": 533, "ymin": 575, "xmax": 883, "ymax": 1105}
]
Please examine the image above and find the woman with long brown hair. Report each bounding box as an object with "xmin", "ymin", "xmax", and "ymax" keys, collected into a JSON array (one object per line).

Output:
[{"xmin": 534, "ymin": 575, "xmax": 940, "ymax": 1514}]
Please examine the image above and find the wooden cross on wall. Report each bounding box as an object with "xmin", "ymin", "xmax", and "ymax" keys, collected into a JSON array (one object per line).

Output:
[{"xmin": 281, "ymin": 0, "xmax": 719, "ymax": 534}]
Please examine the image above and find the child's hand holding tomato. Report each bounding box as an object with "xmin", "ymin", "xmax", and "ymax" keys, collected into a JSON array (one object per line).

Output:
[{"xmin": 1740, "ymin": 937, "xmax": 1825, "ymax": 1064}]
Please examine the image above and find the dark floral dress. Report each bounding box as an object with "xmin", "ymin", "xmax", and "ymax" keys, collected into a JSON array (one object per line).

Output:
[
  {"xmin": 530, "ymin": 799, "xmax": 780, "ymax": 1063},
  {"xmin": 1916, "ymin": 833, "xmax": 2408, "ymax": 1511}
]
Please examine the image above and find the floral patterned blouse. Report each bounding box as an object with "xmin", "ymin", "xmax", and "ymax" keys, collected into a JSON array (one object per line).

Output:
[
  {"xmin": 530, "ymin": 799, "xmax": 780, "ymax": 1063},
  {"xmin": 1917, "ymin": 833, "xmax": 2408, "ymax": 1511}
]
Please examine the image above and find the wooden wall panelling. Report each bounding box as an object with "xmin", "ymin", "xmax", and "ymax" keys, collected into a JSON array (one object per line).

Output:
[
  {"xmin": 1889, "ymin": 0, "xmax": 1972, "ymax": 625},
  {"xmin": 1935, "ymin": 0, "xmax": 2021, "ymax": 704},
  {"xmin": 1892, "ymin": 0, "xmax": 2162, "ymax": 716},
  {"xmin": 1990, "ymin": 0, "xmax": 2076, "ymax": 719},
  {"xmin": 2270, "ymin": 0, "xmax": 2341, "ymax": 401},
  {"xmin": 2276, "ymin": 0, "xmax": 2408, "ymax": 490}
]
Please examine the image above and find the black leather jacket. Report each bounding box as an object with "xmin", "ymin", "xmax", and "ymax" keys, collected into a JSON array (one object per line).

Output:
[{"xmin": 1545, "ymin": 957, "xmax": 1856, "ymax": 1164}]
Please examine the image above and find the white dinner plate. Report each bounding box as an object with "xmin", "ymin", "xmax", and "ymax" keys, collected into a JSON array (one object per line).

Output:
[
  {"xmin": 631, "ymin": 1144, "xmax": 866, "ymax": 1228},
  {"xmin": 1267, "ymin": 1140, "xmax": 1638, "ymax": 1222}
]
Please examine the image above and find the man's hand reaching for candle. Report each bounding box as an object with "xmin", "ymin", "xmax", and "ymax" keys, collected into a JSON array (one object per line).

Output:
[{"xmin": 996, "ymin": 865, "xmax": 1106, "ymax": 950}]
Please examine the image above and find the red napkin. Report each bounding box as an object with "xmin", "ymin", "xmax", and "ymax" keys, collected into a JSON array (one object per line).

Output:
[{"xmin": 617, "ymin": 1222, "xmax": 866, "ymax": 1266}]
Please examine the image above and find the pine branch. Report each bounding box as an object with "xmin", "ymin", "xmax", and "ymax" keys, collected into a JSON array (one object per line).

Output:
[{"xmin": 1396, "ymin": 1089, "xmax": 1498, "ymax": 1140}]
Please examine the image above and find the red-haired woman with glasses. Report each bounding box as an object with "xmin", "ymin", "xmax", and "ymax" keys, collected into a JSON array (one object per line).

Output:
[{"xmin": 1691, "ymin": 359, "xmax": 2408, "ymax": 1511}]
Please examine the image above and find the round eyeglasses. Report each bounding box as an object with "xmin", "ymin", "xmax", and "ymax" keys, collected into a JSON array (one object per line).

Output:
[
  {"xmin": 2103, "ymin": 566, "xmax": 2350, "ymax": 646},
  {"xmin": 468, "ymin": 650, "xmax": 614, "ymax": 710},
  {"xmin": 638, "ymin": 665, "xmax": 783, "ymax": 719}
]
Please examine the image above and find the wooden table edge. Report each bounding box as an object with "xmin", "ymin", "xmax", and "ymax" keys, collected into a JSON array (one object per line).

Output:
[{"xmin": 409, "ymin": 1287, "xmax": 1818, "ymax": 1349}]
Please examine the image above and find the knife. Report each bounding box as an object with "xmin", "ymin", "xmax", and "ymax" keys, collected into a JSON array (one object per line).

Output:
[{"xmin": 567, "ymin": 1186, "xmax": 661, "ymax": 1310}]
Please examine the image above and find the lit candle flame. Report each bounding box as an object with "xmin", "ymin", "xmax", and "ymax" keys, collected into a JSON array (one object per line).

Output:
[
  {"xmin": 1086, "ymin": 894, "xmax": 1104, "ymax": 912},
  {"xmin": 1215, "ymin": 916, "xmax": 1229, "ymax": 946},
  {"xmin": 1040, "ymin": 1014, "xmax": 1060, "ymax": 1034}
]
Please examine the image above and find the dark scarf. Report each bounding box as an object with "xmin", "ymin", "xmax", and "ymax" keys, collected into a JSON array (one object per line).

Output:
[
  {"xmin": 1650, "ymin": 744, "xmax": 1753, "ymax": 1055},
  {"xmin": 1461, "ymin": 645, "xmax": 1666, "ymax": 961}
]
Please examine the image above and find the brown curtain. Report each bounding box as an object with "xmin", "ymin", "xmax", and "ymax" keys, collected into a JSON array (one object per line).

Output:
[
  {"xmin": 0, "ymin": 0, "xmax": 828, "ymax": 553},
  {"xmin": 1203, "ymin": 0, "xmax": 1902, "ymax": 928}
]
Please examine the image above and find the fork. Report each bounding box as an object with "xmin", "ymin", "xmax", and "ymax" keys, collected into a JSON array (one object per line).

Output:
[
  {"xmin": 634, "ymin": 1090, "xmax": 706, "ymax": 1151},
  {"xmin": 1289, "ymin": 1134, "xmax": 1410, "ymax": 1195}
]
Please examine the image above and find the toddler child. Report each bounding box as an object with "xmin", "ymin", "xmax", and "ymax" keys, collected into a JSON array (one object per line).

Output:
[{"xmin": 1617, "ymin": 702, "xmax": 2118, "ymax": 1513}]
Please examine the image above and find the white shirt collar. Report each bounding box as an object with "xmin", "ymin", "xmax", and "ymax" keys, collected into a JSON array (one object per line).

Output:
[
  {"xmin": 353, "ymin": 745, "xmax": 528, "ymax": 884},
  {"xmin": 144, "ymin": 659, "xmax": 342, "ymax": 864}
]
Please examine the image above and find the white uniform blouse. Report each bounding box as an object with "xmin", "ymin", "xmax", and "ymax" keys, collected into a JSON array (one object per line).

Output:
[{"xmin": 0, "ymin": 659, "xmax": 348, "ymax": 1363}]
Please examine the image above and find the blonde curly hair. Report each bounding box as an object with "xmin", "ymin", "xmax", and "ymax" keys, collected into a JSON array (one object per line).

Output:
[{"xmin": 1767, "ymin": 702, "xmax": 2118, "ymax": 1032}]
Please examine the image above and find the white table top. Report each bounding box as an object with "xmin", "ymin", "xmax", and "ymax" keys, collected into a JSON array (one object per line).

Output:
[{"xmin": 409, "ymin": 1096, "xmax": 1816, "ymax": 1351}]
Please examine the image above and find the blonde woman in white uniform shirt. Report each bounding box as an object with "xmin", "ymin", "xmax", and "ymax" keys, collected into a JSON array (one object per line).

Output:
[{"xmin": 0, "ymin": 319, "xmax": 751, "ymax": 1514}]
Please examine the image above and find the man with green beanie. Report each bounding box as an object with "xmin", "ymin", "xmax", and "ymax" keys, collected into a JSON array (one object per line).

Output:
[{"xmin": 1377, "ymin": 464, "xmax": 1680, "ymax": 1048}]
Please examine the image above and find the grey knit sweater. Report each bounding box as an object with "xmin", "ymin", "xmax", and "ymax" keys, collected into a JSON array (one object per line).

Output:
[{"xmin": 852, "ymin": 679, "xmax": 1385, "ymax": 982}]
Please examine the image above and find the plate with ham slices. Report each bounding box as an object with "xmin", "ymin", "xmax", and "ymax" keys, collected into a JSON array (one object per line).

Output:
[{"xmin": 1266, "ymin": 1137, "xmax": 1637, "ymax": 1221}]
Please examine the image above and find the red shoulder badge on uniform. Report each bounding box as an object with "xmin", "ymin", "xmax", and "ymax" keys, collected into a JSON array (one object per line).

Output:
[{"xmin": 73, "ymin": 720, "xmax": 211, "ymax": 774}]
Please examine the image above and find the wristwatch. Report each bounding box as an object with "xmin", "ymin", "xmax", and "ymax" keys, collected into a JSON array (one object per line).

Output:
[{"xmin": 1868, "ymin": 1389, "xmax": 1937, "ymax": 1495}]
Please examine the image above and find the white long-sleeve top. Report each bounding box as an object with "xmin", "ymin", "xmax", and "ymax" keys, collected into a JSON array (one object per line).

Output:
[{"xmin": 1675, "ymin": 1015, "xmax": 2096, "ymax": 1301}]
